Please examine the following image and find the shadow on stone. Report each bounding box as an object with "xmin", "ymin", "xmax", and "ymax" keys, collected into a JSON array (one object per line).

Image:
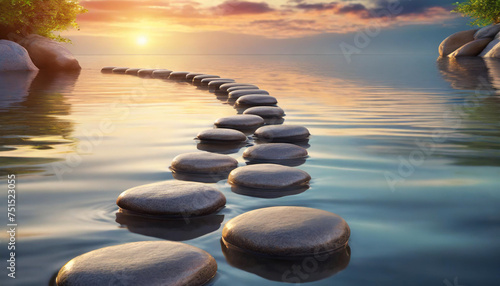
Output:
[
  {"xmin": 221, "ymin": 239, "xmax": 351, "ymax": 284},
  {"xmin": 116, "ymin": 210, "xmax": 224, "ymax": 241},
  {"xmin": 231, "ymin": 185, "xmax": 309, "ymax": 199},
  {"xmin": 171, "ymin": 171, "xmax": 230, "ymax": 183}
]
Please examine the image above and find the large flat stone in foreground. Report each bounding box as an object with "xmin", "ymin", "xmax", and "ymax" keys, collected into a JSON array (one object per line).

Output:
[
  {"xmin": 222, "ymin": 206, "xmax": 350, "ymax": 257},
  {"xmin": 228, "ymin": 163, "xmax": 310, "ymax": 189},
  {"xmin": 56, "ymin": 241, "xmax": 217, "ymax": 286},
  {"xmin": 116, "ymin": 180, "xmax": 226, "ymax": 217},
  {"xmin": 171, "ymin": 152, "xmax": 238, "ymax": 174},
  {"xmin": 254, "ymin": 125, "xmax": 310, "ymax": 142}
]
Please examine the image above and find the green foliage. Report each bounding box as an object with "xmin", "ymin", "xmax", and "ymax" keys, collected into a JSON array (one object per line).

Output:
[
  {"xmin": 0, "ymin": 0, "xmax": 87, "ymax": 42},
  {"xmin": 453, "ymin": 0, "xmax": 500, "ymax": 26}
]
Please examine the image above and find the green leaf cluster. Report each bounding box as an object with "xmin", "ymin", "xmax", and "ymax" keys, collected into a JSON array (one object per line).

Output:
[
  {"xmin": 452, "ymin": 0, "xmax": 500, "ymax": 27},
  {"xmin": 0, "ymin": 0, "xmax": 87, "ymax": 43}
]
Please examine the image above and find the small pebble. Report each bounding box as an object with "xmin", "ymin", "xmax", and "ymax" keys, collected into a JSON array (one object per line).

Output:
[
  {"xmin": 186, "ymin": 72, "xmax": 205, "ymax": 81},
  {"xmin": 219, "ymin": 83, "xmax": 258, "ymax": 92}
]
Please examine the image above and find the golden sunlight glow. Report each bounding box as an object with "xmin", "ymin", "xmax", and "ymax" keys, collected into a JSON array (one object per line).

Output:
[{"xmin": 136, "ymin": 36, "xmax": 148, "ymax": 46}]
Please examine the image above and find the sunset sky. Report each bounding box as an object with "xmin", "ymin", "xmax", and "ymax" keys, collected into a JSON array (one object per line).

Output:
[{"xmin": 64, "ymin": 0, "xmax": 471, "ymax": 54}]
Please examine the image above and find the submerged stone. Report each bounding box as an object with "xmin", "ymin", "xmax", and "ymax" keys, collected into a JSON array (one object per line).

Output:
[
  {"xmin": 254, "ymin": 125, "xmax": 310, "ymax": 142},
  {"xmin": 214, "ymin": 115, "xmax": 264, "ymax": 130},
  {"xmin": 222, "ymin": 206, "xmax": 350, "ymax": 257},
  {"xmin": 236, "ymin": 94, "xmax": 277, "ymax": 106},
  {"xmin": 228, "ymin": 163, "xmax": 310, "ymax": 190},
  {"xmin": 170, "ymin": 152, "xmax": 238, "ymax": 174},
  {"xmin": 228, "ymin": 89, "xmax": 269, "ymax": 99},
  {"xmin": 56, "ymin": 241, "xmax": 217, "ymax": 286},
  {"xmin": 243, "ymin": 143, "xmax": 308, "ymax": 160},
  {"xmin": 116, "ymin": 180, "xmax": 226, "ymax": 217},
  {"xmin": 243, "ymin": 106, "xmax": 285, "ymax": 118},
  {"xmin": 197, "ymin": 128, "xmax": 247, "ymax": 142}
]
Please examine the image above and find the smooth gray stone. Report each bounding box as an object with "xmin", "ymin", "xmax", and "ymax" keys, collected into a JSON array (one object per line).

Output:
[
  {"xmin": 125, "ymin": 68, "xmax": 141, "ymax": 75},
  {"xmin": 219, "ymin": 83, "xmax": 258, "ymax": 92},
  {"xmin": 186, "ymin": 72, "xmax": 204, "ymax": 81},
  {"xmin": 193, "ymin": 75, "xmax": 220, "ymax": 85},
  {"xmin": 56, "ymin": 241, "xmax": 217, "ymax": 286},
  {"xmin": 439, "ymin": 29, "xmax": 477, "ymax": 57},
  {"xmin": 243, "ymin": 143, "xmax": 307, "ymax": 160},
  {"xmin": 226, "ymin": 85, "xmax": 259, "ymax": 93},
  {"xmin": 116, "ymin": 180, "xmax": 226, "ymax": 217},
  {"xmin": 222, "ymin": 206, "xmax": 350, "ymax": 257},
  {"xmin": 228, "ymin": 163, "xmax": 310, "ymax": 189},
  {"xmin": 254, "ymin": 125, "xmax": 310, "ymax": 142},
  {"xmin": 208, "ymin": 79, "xmax": 236, "ymax": 90},
  {"xmin": 197, "ymin": 128, "xmax": 247, "ymax": 142},
  {"xmin": 214, "ymin": 115, "xmax": 264, "ymax": 130},
  {"xmin": 475, "ymin": 24, "xmax": 500, "ymax": 39},
  {"xmin": 201, "ymin": 78, "xmax": 234, "ymax": 87},
  {"xmin": 101, "ymin": 66, "xmax": 116, "ymax": 73},
  {"xmin": 169, "ymin": 71, "xmax": 190, "ymax": 80},
  {"xmin": 151, "ymin": 69, "xmax": 173, "ymax": 78},
  {"xmin": 112, "ymin": 67, "xmax": 129, "ymax": 74},
  {"xmin": 236, "ymin": 94, "xmax": 277, "ymax": 106},
  {"xmin": 243, "ymin": 106, "xmax": 285, "ymax": 118},
  {"xmin": 171, "ymin": 152, "xmax": 238, "ymax": 174},
  {"xmin": 229, "ymin": 89, "xmax": 269, "ymax": 99},
  {"xmin": 137, "ymin": 69, "xmax": 156, "ymax": 77},
  {"xmin": 0, "ymin": 40, "xmax": 39, "ymax": 71}
]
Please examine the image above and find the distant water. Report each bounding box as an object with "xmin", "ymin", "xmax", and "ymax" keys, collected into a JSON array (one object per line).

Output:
[{"xmin": 0, "ymin": 55, "xmax": 499, "ymax": 285}]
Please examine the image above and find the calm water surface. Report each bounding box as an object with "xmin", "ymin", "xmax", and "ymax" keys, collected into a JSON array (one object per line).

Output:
[{"xmin": 0, "ymin": 55, "xmax": 499, "ymax": 285}]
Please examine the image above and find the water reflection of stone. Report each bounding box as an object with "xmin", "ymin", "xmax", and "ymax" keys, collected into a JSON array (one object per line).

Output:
[
  {"xmin": 0, "ymin": 70, "xmax": 79, "ymax": 176},
  {"xmin": 116, "ymin": 210, "xmax": 224, "ymax": 241},
  {"xmin": 197, "ymin": 141, "xmax": 248, "ymax": 154},
  {"xmin": 437, "ymin": 57, "xmax": 500, "ymax": 92},
  {"xmin": 221, "ymin": 240, "xmax": 351, "ymax": 284},
  {"xmin": 231, "ymin": 185, "xmax": 309, "ymax": 199}
]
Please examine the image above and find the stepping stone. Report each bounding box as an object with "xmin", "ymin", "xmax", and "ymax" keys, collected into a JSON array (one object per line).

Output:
[
  {"xmin": 214, "ymin": 115, "xmax": 264, "ymax": 130},
  {"xmin": 169, "ymin": 71, "xmax": 190, "ymax": 80},
  {"xmin": 229, "ymin": 89, "xmax": 269, "ymax": 99},
  {"xmin": 116, "ymin": 180, "xmax": 226, "ymax": 217},
  {"xmin": 222, "ymin": 206, "xmax": 350, "ymax": 257},
  {"xmin": 56, "ymin": 241, "xmax": 217, "ymax": 286},
  {"xmin": 228, "ymin": 164, "xmax": 310, "ymax": 190},
  {"xmin": 243, "ymin": 106, "xmax": 285, "ymax": 118},
  {"xmin": 101, "ymin": 66, "xmax": 116, "ymax": 73},
  {"xmin": 112, "ymin": 67, "xmax": 129, "ymax": 74},
  {"xmin": 243, "ymin": 143, "xmax": 308, "ymax": 160},
  {"xmin": 197, "ymin": 128, "xmax": 247, "ymax": 142},
  {"xmin": 219, "ymin": 83, "xmax": 258, "ymax": 92},
  {"xmin": 236, "ymin": 94, "xmax": 277, "ymax": 106},
  {"xmin": 137, "ymin": 69, "xmax": 156, "ymax": 77},
  {"xmin": 208, "ymin": 79, "xmax": 236, "ymax": 90},
  {"xmin": 125, "ymin": 68, "xmax": 141, "ymax": 75},
  {"xmin": 151, "ymin": 69, "xmax": 172, "ymax": 78},
  {"xmin": 193, "ymin": 75, "xmax": 220, "ymax": 85},
  {"xmin": 226, "ymin": 85, "xmax": 259, "ymax": 93},
  {"xmin": 254, "ymin": 125, "xmax": 310, "ymax": 142},
  {"xmin": 201, "ymin": 78, "xmax": 233, "ymax": 87},
  {"xmin": 170, "ymin": 152, "xmax": 238, "ymax": 174},
  {"xmin": 186, "ymin": 72, "xmax": 204, "ymax": 81}
]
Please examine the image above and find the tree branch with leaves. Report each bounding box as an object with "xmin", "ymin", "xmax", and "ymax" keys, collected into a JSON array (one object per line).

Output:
[{"xmin": 453, "ymin": 0, "xmax": 500, "ymax": 27}]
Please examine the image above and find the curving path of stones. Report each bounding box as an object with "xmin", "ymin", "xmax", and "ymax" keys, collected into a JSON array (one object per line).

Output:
[{"xmin": 55, "ymin": 67, "xmax": 352, "ymax": 285}]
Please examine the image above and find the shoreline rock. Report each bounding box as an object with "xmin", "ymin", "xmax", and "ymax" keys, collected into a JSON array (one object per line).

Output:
[{"xmin": 0, "ymin": 40, "xmax": 38, "ymax": 71}]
